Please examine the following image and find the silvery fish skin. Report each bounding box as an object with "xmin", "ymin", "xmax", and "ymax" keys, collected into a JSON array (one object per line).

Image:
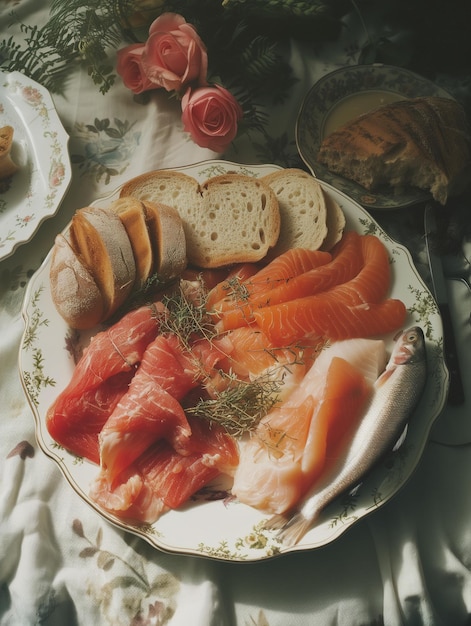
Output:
[{"xmin": 266, "ymin": 326, "xmax": 427, "ymax": 546}]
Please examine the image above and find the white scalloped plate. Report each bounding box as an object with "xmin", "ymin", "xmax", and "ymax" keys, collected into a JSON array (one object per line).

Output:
[
  {"xmin": 0, "ymin": 71, "xmax": 72, "ymax": 260},
  {"xmin": 19, "ymin": 160, "xmax": 447, "ymax": 562}
]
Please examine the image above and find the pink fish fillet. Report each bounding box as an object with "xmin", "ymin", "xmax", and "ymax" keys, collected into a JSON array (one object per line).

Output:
[
  {"xmin": 231, "ymin": 338, "xmax": 387, "ymax": 514},
  {"xmin": 99, "ymin": 333, "xmax": 233, "ymax": 483},
  {"xmin": 99, "ymin": 334, "xmax": 197, "ymax": 482},
  {"xmin": 46, "ymin": 303, "xmax": 164, "ymax": 463},
  {"xmin": 90, "ymin": 416, "xmax": 239, "ymax": 523}
]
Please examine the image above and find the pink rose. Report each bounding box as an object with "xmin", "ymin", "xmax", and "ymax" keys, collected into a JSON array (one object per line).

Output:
[
  {"xmin": 143, "ymin": 13, "xmax": 208, "ymax": 93},
  {"xmin": 117, "ymin": 44, "xmax": 155, "ymax": 94},
  {"xmin": 181, "ymin": 85, "xmax": 243, "ymax": 152}
]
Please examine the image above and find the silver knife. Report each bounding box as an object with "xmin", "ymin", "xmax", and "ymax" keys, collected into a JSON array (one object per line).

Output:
[{"xmin": 424, "ymin": 203, "xmax": 465, "ymax": 405}]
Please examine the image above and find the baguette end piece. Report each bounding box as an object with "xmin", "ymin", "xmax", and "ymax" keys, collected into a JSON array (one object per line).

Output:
[{"xmin": 50, "ymin": 234, "xmax": 105, "ymax": 329}]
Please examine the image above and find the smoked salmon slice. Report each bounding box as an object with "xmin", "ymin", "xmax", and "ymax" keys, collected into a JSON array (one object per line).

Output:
[
  {"xmin": 253, "ymin": 297, "xmax": 407, "ymax": 346},
  {"xmin": 214, "ymin": 232, "xmax": 363, "ymax": 331},
  {"xmin": 47, "ymin": 370, "xmax": 135, "ymax": 464},
  {"xmin": 90, "ymin": 416, "xmax": 239, "ymax": 524},
  {"xmin": 232, "ymin": 339, "xmax": 383, "ymax": 514},
  {"xmin": 99, "ymin": 332, "xmax": 232, "ymax": 483},
  {"xmin": 213, "ymin": 326, "xmax": 322, "ymax": 404},
  {"xmin": 205, "ymin": 262, "xmax": 260, "ymax": 310},
  {"xmin": 46, "ymin": 303, "xmax": 163, "ymax": 462},
  {"xmin": 326, "ymin": 234, "xmax": 391, "ymax": 306},
  {"xmin": 208, "ymin": 248, "xmax": 332, "ymax": 315},
  {"xmin": 249, "ymin": 234, "xmax": 404, "ymax": 345}
]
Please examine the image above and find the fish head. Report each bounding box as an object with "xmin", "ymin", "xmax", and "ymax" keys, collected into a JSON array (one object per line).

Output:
[{"xmin": 391, "ymin": 326, "xmax": 426, "ymax": 366}]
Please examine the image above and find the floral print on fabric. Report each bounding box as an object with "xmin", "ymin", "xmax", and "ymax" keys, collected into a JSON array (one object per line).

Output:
[
  {"xmin": 73, "ymin": 519, "xmax": 180, "ymax": 625},
  {"xmin": 71, "ymin": 117, "xmax": 141, "ymax": 184}
]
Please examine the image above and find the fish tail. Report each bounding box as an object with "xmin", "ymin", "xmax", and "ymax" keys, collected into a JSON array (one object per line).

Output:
[
  {"xmin": 262, "ymin": 513, "xmax": 290, "ymax": 531},
  {"xmin": 276, "ymin": 512, "xmax": 313, "ymax": 546}
]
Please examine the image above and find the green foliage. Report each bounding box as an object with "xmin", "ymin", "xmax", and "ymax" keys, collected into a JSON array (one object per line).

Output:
[
  {"xmin": 0, "ymin": 1, "xmax": 127, "ymax": 94},
  {"xmin": 0, "ymin": 0, "xmax": 347, "ymax": 133}
]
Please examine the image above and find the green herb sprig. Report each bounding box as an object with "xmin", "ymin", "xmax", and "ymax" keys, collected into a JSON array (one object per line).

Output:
[
  {"xmin": 155, "ymin": 280, "xmax": 289, "ymax": 435},
  {"xmin": 186, "ymin": 372, "xmax": 281, "ymax": 437}
]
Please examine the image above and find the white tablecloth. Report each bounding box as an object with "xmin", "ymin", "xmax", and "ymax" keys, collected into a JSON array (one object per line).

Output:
[{"xmin": 1, "ymin": 2, "xmax": 471, "ymax": 624}]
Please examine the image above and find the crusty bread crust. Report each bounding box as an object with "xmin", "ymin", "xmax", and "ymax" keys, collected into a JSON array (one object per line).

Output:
[
  {"xmin": 109, "ymin": 197, "xmax": 154, "ymax": 288},
  {"xmin": 319, "ymin": 192, "xmax": 346, "ymax": 251},
  {"xmin": 317, "ymin": 96, "xmax": 471, "ymax": 205},
  {"xmin": 120, "ymin": 170, "xmax": 280, "ymax": 268},
  {"xmin": 70, "ymin": 207, "xmax": 136, "ymax": 317},
  {"xmin": 49, "ymin": 234, "xmax": 105, "ymax": 329},
  {"xmin": 142, "ymin": 200, "xmax": 187, "ymax": 280}
]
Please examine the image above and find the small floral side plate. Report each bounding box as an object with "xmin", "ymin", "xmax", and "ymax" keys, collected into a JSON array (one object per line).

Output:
[
  {"xmin": 0, "ymin": 71, "xmax": 72, "ymax": 261},
  {"xmin": 296, "ymin": 64, "xmax": 453, "ymax": 210},
  {"xmin": 19, "ymin": 161, "xmax": 447, "ymax": 562}
]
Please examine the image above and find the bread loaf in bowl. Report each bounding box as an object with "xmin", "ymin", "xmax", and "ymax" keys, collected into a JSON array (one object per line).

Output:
[
  {"xmin": 120, "ymin": 170, "xmax": 280, "ymax": 267},
  {"xmin": 316, "ymin": 96, "xmax": 471, "ymax": 205}
]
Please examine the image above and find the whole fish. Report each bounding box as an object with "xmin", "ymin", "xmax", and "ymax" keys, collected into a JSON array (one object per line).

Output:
[{"xmin": 265, "ymin": 326, "xmax": 427, "ymax": 546}]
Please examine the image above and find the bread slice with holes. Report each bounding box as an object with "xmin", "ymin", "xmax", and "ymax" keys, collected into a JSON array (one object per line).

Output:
[
  {"xmin": 261, "ymin": 168, "xmax": 328, "ymax": 257},
  {"xmin": 120, "ymin": 170, "xmax": 280, "ymax": 267},
  {"xmin": 196, "ymin": 174, "xmax": 280, "ymax": 267}
]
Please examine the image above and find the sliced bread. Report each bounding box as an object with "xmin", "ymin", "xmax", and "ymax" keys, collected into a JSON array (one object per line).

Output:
[
  {"xmin": 109, "ymin": 197, "xmax": 154, "ymax": 288},
  {"xmin": 120, "ymin": 170, "xmax": 280, "ymax": 268},
  {"xmin": 142, "ymin": 200, "xmax": 187, "ymax": 280},
  {"xmin": 196, "ymin": 173, "xmax": 280, "ymax": 267},
  {"xmin": 319, "ymin": 192, "xmax": 346, "ymax": 251},
  {"xmin": 49, "ymin": 233, "xmax": 105, "ymax": 330},
  {"xmin": 120, "ymin": 169, "xmax": 202, "ymax": 223},
  {"xmin": 261, "ymin": 168, "xmax": 328, "ymax": 257},
  {"xmin": 69, "ymin": 206, "xmax": 136, "ymax": 317}
]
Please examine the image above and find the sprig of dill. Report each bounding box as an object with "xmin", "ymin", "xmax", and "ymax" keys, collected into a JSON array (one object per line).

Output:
[
  {"xmin": 186, "ymin": 372, "xmax": 281, "ymax": 437},
  {"xmin": 153, "ymin": 280, "xmax": 284, "ymax": 435},
  {"xmin": 159, "ymin": 281, "xmax": 216, "ymax": 348}
]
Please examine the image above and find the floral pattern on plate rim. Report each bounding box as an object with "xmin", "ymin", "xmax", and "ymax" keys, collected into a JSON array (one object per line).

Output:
[
  {"xmin": 19, "ymin": 161, "xmax": 448, "ymax": 562},
  {"xmin": 0, "ymin": 71, "xmax": 71, "ymax": 260}
]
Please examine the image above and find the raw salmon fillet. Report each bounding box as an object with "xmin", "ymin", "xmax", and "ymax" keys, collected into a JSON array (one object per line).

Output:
[
  {"xmin": 90, "ymin": 416, "xmax": 239, "ymax": 523},
  {"xmin": 254, "ymin": 296, "xmax": 407, "ymax": 346},
  {"xmin": 251, "ymin": 234, "xmax": 406, "ymax": 345},
  {"xmin": 232, "ymin": 338, "xmax": 386, "ymax": 514},
  {"xmin": 214, "ymin": 232, "xmax": 363, "ymax": 331},
  {"xmin": 46, "ymin": 303, "xmax": 163, "ymax": 462},
  {"xmin": 208, "ymin": 248, "xmax": 332, "ymax": 315}
]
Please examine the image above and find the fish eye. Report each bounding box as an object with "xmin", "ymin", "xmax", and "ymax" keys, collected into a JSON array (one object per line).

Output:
[{"xmin": 406, "ymin": 331, "xmax": 417, "ymax": 343}]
